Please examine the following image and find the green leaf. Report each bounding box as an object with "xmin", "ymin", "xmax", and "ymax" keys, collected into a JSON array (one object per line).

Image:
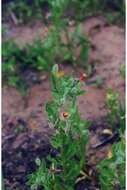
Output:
[
  {"xmin": 45, "ymin": 101, "xmax": 58, "ymax": 124},
  {"xmin": 37, "ymin": 56, "xmax": 48, "ymax": 70},
  {"xmin": 8, "ymin": 76, "xmax": 19, "ymax": 87},
  {"xmin": 80, "ymin": 45, "xmax": 89, "ymax": 62},
  {"xmin": 63, "ymin": 51, "xmax": 72, "ymax": 60},
  {"xmin": 52, "ymin": 64, "xmax": 59, "ymax": 76}
]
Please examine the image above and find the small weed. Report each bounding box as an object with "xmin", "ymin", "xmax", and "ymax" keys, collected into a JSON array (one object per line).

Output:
[
  {"xmin": 45, "ymin": 0, "xmax": 90, "ymax": 67},
  {"xmin": 120, "ymin": 64, "xmax": 125, "ymax": 79},
  {"xmin": 106, "ymin": 89, "xmax": 125, "ymax": 133},
  {"xmin": 97, "ymin": 89, "xmax": 125, "ymax": 190},
  {"xmin": 3, "ymin": 0, "xmax": 46, "ymax": 24},
  {"xmin": 2, "ymin": 40, "xmax": 20, "ymax": 87},
  {"xmin": 97, "ymin": 136, "xmax": 125, "ymax": 190}
]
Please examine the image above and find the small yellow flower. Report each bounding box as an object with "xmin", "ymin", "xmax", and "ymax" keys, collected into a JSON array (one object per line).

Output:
[
  {"xmin": 56, "ymin": 71, "xmax": 65, "ymax": 78},
  {"xmin": 107, "ymin": 149, "xmax": 113, "ymax": 159},
  {"xmin": 106, "ymin": 93, "xmax": 113, "ymax": 100}
]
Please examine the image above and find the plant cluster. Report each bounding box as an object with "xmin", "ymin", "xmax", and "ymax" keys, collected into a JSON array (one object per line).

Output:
[
  {"xmin": 2, "ymin": 39, "xmax": 53, "ymax": 92},
  {"xmin": 27, "ymin": 65, "xmax": 90, "ymax": 190},
  {"xmin": 106, "ymin": 89, "xmax": 125, "ymax": 133},
  {"xmin": 3, "ymin": 0, "xmax": 125, "ymax": 25},
  {"xmin": 97, "ymin": 137, "xmax": 125, "ymax": 190},
  {"xmin": 2, "ymin": 18, "xmax": 89, "ymax": 90},
  {"xmin": 3, "ymin": 0, "xmax": 125, "ymax": 24},
  {"xmin": 2, "ymin": 40, "xmax": 20, "ymax": 87},
  {"xmin": 3, "ymin": 0, "xmax": 48, "ymax": 24},
  {"xmin": 103, "ymin": 0, "xmax": 125, "ymax": 26}
]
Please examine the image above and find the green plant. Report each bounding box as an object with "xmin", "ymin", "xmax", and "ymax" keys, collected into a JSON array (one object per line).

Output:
[
  {"xmin": 2, "ymin": 39, "xmax": 52, "ymax": 84},
  {"xmin": 63, "ymin": 24, "xmax": 90, "ymax": 67},
  {"xmin": 101, "ymin": 0, "xmax": 125, "ymax": 25},
  {"xmin": 27, "ymin": 65, "xmax": 90, "ymax": 190},
  {"xmin": 97, "ymin": 136, "xmax": 125, "ymax": 190},
  {"xmin": 4, "ymin": 0, "xmax": 47, "ymax": 24},
  {"xmin": 2, "ymin": 40, "xmax": 40, "ymax": 94},
  {"xmin": 2, "ymin": 40, "xmax": 20, "ymax": 87},
  {"xmin": 120, "ymin": 64, "xmax": 125, "ymax": 79},
  {"xmin": 69, "ymin": 0, "xmax": 125, "ymax": 25},
  {"xmin": 2, "ymin": 0, "xmax": 90, "ymax": 92},
  {"xmin": 3, "ymin": 0, "xmax": 125, "ymax": 26},
  {"xmin": 106, "ymin": 89, "xmax": 125, "ymax": 133},
  {"xmin": 2, "ymin": 29, "xmax": 89, "ymax": 92},
  {"xmin": 69, "ymin": 0, "xmax": 99, "ymax": 20},
  {"xmin": 46, "ymin": 0, "xmax": 90, "ymax": 68},
  {"xmin": 97, "ymin": 89, "xmax": 125, "ymax": 190},
  {"xmin": 19, "ymin": 39, "xmax": 53, "ymax": 71}
]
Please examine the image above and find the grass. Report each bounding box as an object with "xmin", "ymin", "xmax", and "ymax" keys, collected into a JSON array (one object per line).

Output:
[{"xmin": 3, "ymin": 0, "xmax": 125, "ymax": 25}]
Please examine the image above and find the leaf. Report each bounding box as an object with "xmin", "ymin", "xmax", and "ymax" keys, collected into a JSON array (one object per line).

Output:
[
  {"xmin": 63, "ymin": 52, "xmax": 72, "ymax": 60},
  {"xmin": 80, "ymin": 45, "xmax": 89, "ymax": 62},
  {"xmin": 52, "ymin": 64, "xmax": 59, "ymax": 76},
  {"xmin": 8, "ymin": 76, "xmax": 19, "ymax": 87},
  {"xmin": 64, "ymin": 141, "xmax": 77, "ymax": 159},
  {"xmin": 45, "ymin": 101, "xmax": 58, "ymax": 123},
  {"xmin": 51, "ymin": 134, "xmax": 62, "ymax": 148},
  {"xmin": 37, "ymin": 56, "xmax": 48, "ymax": 70}
]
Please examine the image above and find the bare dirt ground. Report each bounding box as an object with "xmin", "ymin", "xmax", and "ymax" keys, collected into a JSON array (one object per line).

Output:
[{"xmin": 2, "ymin": 17, "xmax": 125, "ymax": 189}]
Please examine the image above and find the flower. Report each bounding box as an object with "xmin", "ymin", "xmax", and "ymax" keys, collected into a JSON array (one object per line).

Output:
[
  {"xmin": 107, "ymin": 148, "xmax": 113, "ymax": 159},
  {"xmin": 56, "ymin": 71, "xmax": 65, "ymax": 78},
  {"xmin": 79, "ymin": 73, "xmax": 87, "ymax": 81},
  {"xmin": 63, "ymin": 112, "xmax": 69, "ymax": 118},
  {"xmin": 60, "ymin": 112, "xmax": 69, "ymax": 120}
]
